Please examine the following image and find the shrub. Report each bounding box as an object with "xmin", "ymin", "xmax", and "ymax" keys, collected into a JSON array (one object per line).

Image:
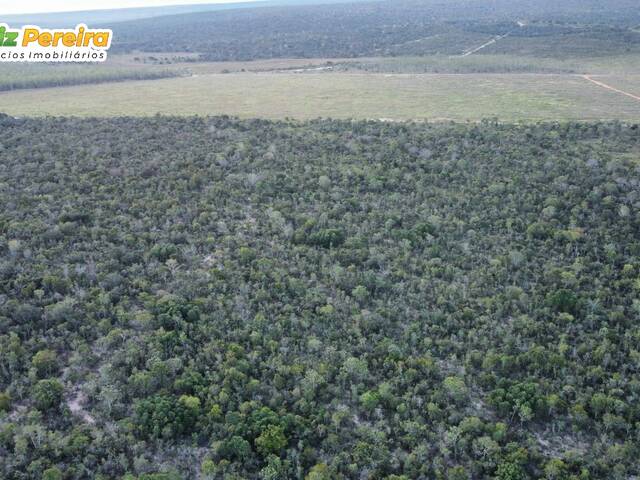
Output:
[{"xmin": 33, "ymin": 379, "xmax": 64, "ymax": 411}]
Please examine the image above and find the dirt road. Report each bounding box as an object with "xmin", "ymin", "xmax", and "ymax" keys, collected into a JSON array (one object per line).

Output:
[
  {"xmin": 582, "ymin": 75, "xmax": 640, "ymax": 102},
  {"xmin": 460, "ymin": 32, "xmax": 512, "ymax": 57}
]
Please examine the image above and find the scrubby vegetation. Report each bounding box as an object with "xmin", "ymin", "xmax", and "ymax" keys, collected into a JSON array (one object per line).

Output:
[
  {"xmin": 0, "ymin": 115, "xmax": 639, "ymax": 479},
  {"xmin": 110, "ymin": 0, "xmax": 640, "ymax": 61},
  {"xmin": 332, "ymin": 56, "xmax": 581, "ymax": 75},
  {"xmin": 0, "ymin": 64, "xmax": 181, "ymax": 92}
]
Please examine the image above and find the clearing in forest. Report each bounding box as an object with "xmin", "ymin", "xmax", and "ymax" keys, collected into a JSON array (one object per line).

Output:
[{"xmin": 1, "ymin": 73, "xmax": 640, "ymax": 121}]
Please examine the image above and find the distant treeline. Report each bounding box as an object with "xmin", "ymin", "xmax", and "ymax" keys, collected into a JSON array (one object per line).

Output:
[
  {"xmin": 0, "ymin": 66, "xmax": 181, "ymax": 92},
  {"xmin": 109, "ymin": 0, "xmax": 640, "ymax": 61}
]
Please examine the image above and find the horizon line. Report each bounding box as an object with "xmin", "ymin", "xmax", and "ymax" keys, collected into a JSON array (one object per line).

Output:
[{"xmin": 0, "ymin": 0, "xmax": 269, "ymax": 17}]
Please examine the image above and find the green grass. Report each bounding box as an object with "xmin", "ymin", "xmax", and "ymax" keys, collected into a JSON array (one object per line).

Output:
[
  {"xmin": 590, "ymin": 75, "xmax": 640, "ymax": 97},
  {"xmin": 1, "ymin": 73, "xmax": 640, "ymax": 121},
  {"xmin": 2, "ymin": 53, "xmax": 637, "ymax": 95}
]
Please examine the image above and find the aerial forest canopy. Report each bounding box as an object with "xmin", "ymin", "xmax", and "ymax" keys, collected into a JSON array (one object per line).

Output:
[
  {"xmin": 110, "ymin": 0, "xmax": 640, "ymax": 60},
  {"xmin": 0, "ymin": 115, "xmax": 639, "ymax": 479}
]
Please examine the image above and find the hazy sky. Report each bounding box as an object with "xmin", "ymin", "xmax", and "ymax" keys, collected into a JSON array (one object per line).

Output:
[{"xmin": 1, "ymin": 0, "xmax": 266, "ymax": 15}]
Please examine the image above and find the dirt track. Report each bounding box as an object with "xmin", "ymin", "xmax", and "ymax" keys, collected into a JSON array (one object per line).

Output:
[
  {"xmin": 582, "ymin": 75, "xmax": 640, "ymax": 102},
  {"xmin": 460, "ymin": 32, "xmax": 512, "ymax": 57}
]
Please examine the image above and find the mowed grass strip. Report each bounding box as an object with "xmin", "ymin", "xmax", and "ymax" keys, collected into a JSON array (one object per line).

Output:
[{"xmin": 1, "ymin": 73, "xmax": 640, "ymax": 121}]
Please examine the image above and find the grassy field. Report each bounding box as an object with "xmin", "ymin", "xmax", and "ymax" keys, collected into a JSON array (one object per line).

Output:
[
  {"xmin": 1, "ymin": 72, "xmax": 640, "ymax": 121},
  {"xmin": 142, "ymin": 53, "xmax": 640, "ymax": 75},
  {"xmin": 589, "ymin": 75, "xmax": 640, "ymax": 97},
  {"xmin": 2, "ymin": 52, "xmax": 639, "ymax": 92}
]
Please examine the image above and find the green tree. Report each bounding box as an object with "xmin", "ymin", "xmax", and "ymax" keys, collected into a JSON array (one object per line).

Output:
[
  {"xmin": 32, "ymin": 349, "xmax": 59, "ymax": 378},
  {"xmin": 447, "ymin": 465, "xmax": 469, "ymax": 480},
  {"xmin": 352, "ymin": 285, "xmax": 369, "ymax": 303},
  {"xmin": 220, "ymin": 435, "xmax": 252, "ymax": 461},
  {"xmin": 33, "ymin": 379, "xmax": 63, "ymax": 411},
  {"xmin": 135, "ymin": 394, "xmax": 200, "ymax": 439},
  {"xmin": 443, "ymin": 376, "xmax": 468, "ymax": 403},
  {"xmin": 544, "ymin": 459, "xmax": 569, "ymax": 480},
  {"xmin": 255, "ymin": 425, "xmax": 287, "ymax": 456},
  {"xmin": 360, "ymin": 390, "xmax": 379, "ymax": 412},
  {"xmin": 42, "ymin": 467, "xmax": 63, "ymax": 480},
  {"xmin": 494, "ymin": 461, "xmax": 528, "ymax": 480},
  {"xmin": 201, "ymin": 459, "xmax": 217, "ymax": 479},
  {"xmin": 306, "ymin": 464, "xmax": 331, "ymax": 480},
  {"xmin": 260, "ymin": 454, "xmax": 288, "ymax": 479},
  {"xmin": 0, "ymin": 391, "xmax": 10, "ymax": 412}
]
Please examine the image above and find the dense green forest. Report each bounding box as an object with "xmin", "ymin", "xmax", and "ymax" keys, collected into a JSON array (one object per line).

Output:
[
  {"xmin": 110, "ymin": 0, "xmax": 640, "ymax": 60},
  {"xmin": 1, "ymin": 115, "xmax": 639, "ymax": 479}
]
